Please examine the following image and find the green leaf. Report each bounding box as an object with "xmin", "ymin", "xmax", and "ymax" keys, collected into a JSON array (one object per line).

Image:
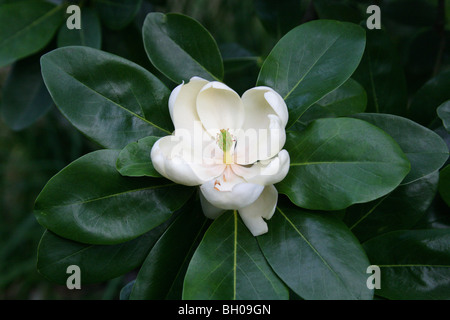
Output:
[
  {"xmin": 437, "ymin": 100, "xmax": 450, "ymax": 133},
  {"xmin": 116, "ymin": 136, "xmax": 161, "ymax": 178},
  {"xmin": 352, "ymin": 113, "xmax": 449, "ymax": 184},
  {"xmin": 297, "ymin": 78, "xmax": 367, "ymax": 125},
  {"xmin": 37, "ymin": 221, "xmax": 168, "ymax": 285},
  {"xmin": 142, "ymin": 12, "xmax": 224, "ymax": 83},
  {"xmin": 345, "ymin": 171, "xmax": 439, "ymax": 243},
  {"xmin": 93, "ymin": 0, "xmax": 142, "ymax": 30},
  {"xmin": 183, "ymin": 211, "xmax": 288, "ymax": 300},
  {"xmin": 257, "ymin": 19, "xmax": 366, "ymax": 128},
  {"xmin": 57, "ymin": 7, "xmax": 101, "ymax": 49},
  {"xmin": 0, "ymin": 53, "xmax": 53, "ymax": 131},
  {"xmin": 408, "ymin": 70, "xmax": 450, "ymax": 127},
  {"xmin": 277, "ymin": 118, "xmax": 410, "ymax": 211},
  {"xmin": 34, "ymin": 149, "xmax": 194, "ymax": 245},
  {"xmin": 363, "ymin": 229, "xmax": 450, "ymax": 300},
  {"xmin": 438, "ymin": 165, "xmax": 450, "ymax": 207},
  {"xmin": 130, "ymin": 196, "xmax": 210, "ymax": 300},
  {"xmin": 258, "ymin": 204, "xmax": 373, "ymax": 300},
  {"xmin": 41, "ymin": 46, "xmax": 173, "ymax": 149},
  {"xmin": 352, "ymin": 28, "xmax": 408, "ymax": 116},
  {"xmin": 0, "ymin": 0, "xmax": 64, "ymax": 67}
]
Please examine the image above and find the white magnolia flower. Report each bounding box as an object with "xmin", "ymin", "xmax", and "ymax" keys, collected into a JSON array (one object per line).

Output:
[{"xmin": 151, "ymin": 77, "xmax": 290, "ymax": 236}]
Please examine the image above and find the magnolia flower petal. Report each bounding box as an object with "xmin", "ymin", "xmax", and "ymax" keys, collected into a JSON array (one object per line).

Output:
[
  {"xmin": 151, "ymin": 135, "xmax": 225, "ymax": 186},
  {"xmin": 234, "ymin": 87, "xmax": 288, "ymax": 164},
  {"xmin": 232, "ymin": 150, "xmax": 290, "ymax": 186},
  {"xmin": 196, "ymin": 81, "xmax": 245, "ymax": 136},
  {"xmin": 199, "ymin": 191, "xmax": 225, "ymax": 219},
  {"xmin": 238, "ymin": 185, "xmax": 278, "ymax": 236},
  {"xmin": 200, "ymin": 179, "xmax": 264, "ymax": 210},
  {"xmin": 170, "ymin": 77, "xmax": 209, "ymax": 135}
]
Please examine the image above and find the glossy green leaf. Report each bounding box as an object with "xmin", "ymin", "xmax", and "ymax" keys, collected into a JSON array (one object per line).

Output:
[
  {"xmin": 142, "ymin": 12, "xmax": 224, "ymax": 83},
  {"xmin": 93, "ymin": 0, "xmax": 142, "ymax": 30},
  {"xmin": 0, "ymin": 54, "xmax": 53, "ymax": 131},
  {"xmin": 363, "ymin": 229, "xmax": 450, "ymax": 300},
  {"xmin": 34, "ymin": 149, "xmax": 194, "ymax": 245},
  {"xmin": 37, "ymin": 221, "xmax": 168, "ymax": 285},
  {"xmin": 345, "ymin": 171, "xmax": 439, "ymax": 243},
  {"xmin": 437, "ymin": 100, "xmax": 450, "ymax": 133},
  {"xmin": 116, "ymin": 136, "xmax": 161, "ymax": 178},
  {"xmin": 41, "ymin": 46, "xmax": 173, "ymax": 149},
  {"xmin": 183, "ymin": 211, "xmax": 288, "ymax": 300},
  {"xmin": 257, "ymin": 20, "xmax": 366, "ymax": 127},
  {"xmin": 254, "ymin": 0, "xmax": 308, "ymax": 38},
  {"xmin": 352, "ymin": 113, "xmax": 449, "ymax": 184},
  {"xmin": 277, "ymin": 118, "xmax": 410, "ymax": 211},
  {"xmin": 258, "ymin": 204, "xmax": 373, "ymax": 300},
  {"xmin": 409, "ymin": 70, "xmax": 450, "ymax": 127},
  {"xmin": 57, "ymin": 7, "xmax": 101, "ymax": 49},
  {"xmin": 0, "ymin": 0, "xmax": 64, "ymax": 67},
  {"xmin": 352, "ymin": 28, "xmax": 408, "ymax": 116},
  {"xmin": 438, "ymin": 165, "xmax": 450, "ymax": 207},
  {"xmin": 130, "ymin": 197, "xmax": 210, "ymax": 300},
  {"xmin": 297, "ymin": 78, "xmax": 367, "ymax": 125}
]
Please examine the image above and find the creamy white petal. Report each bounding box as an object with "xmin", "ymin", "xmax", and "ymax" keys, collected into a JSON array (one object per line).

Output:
[
  {"xmin": 232, "ymin": 150, "xmax": 290, "ymax": 186},
  {"xmin": 151, "ymin": 135, "xmax": 225, "ymax": 186},
  {"xmin": 170, "ymin": 77, "xmax": 209, "ymax": 136},
  {"xmin": 199, "ymin": 174, "xmax": 264, "ymax": 210},
  {"xmin": 199, "ymin": 191, "xmax": 225, "ymax": 219},
  {"xmin": 234, "ymin": 87, "xmax": 288, "ymax": 164},
  {"xmin": 196, "ymin": 81, "xmax": 245, "ymax": 136},
  {"xmin": 238, "ymin": 185, "xmax": 278, "ymax": 236}
]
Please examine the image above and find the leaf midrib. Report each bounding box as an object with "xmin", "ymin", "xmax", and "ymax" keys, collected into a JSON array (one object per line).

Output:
[
  {"xmin": 46, "ymin": 59, "xmax": 171, "ymax": 135},
  {"xmin": 0, "ymin": 4, "xmax": 63, "ymax": 48},
  {"xmin": 41, "ymin": 183, "xmax": 176, "ymax": 209},
  {"xmin": 277, "ymin": 207, "xmax": 358, "ymax": 299}
]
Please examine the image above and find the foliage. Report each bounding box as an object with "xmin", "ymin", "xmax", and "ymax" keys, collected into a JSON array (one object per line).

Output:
[{"xmin": 0, "ymin": 0, "xmax": 449, "ymax": 300}]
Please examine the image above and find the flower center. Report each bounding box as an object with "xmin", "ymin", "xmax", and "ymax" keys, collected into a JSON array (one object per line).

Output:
[{"xmin": 216, "ymin": 129, "xmax": 234, "ymax": 164}]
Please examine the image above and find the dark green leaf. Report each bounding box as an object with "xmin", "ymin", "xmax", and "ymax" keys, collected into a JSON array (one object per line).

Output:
[
  {"xmin": 0, "ymin": 0, "xmax": 64, "ymax": 67},
  {"xmin": 363, "ymin": 229, "xmax": 450, "ymax": 300},
  {"xmin": 437, "ymin": 100, "xmax": 450, "ymax": 133},
  {"xmin": 183, "ymin": 211, "xmax": 288, "ymax": 300},
  {"xmin": 41, "ymin": 46, "xmax": 173, "ymax": 149},
  {"xmin": 0, "ymin": 53, "xmax": 53, "ymax": 130},
  {"xmin": 94, "ymin": 0, "xmax": 142, "ymax": 30},
  {"xmin": 116, "ymin": 136, "xmax": 161, "ymax": 178},
  {"xmin": 277, "ymin": 118, "xmax": 410, "ymax": 211},
  {"xmin": 130, "ymin": 196, "xmax": 210, "ymax": 300},
  {"xmin": 345, "ymin": 171, "xmax": 439, "ymax": 243},
  {"xmin": 34, "ymin": 149, "xmax": 194, "ymax": 245},
  {"xmin": 37, "ymin": 221, "xmax": 168, "ymax": 285},
  {"xmin": 258, "ymin": 204, "xmax": 373, "ymax": 300},
  {"xmin": 297, "ymin": 78, "xmax": 367, "ymax": 125},
  {"xmin": 439, "ymin": 165, "xmax": 450, "ymax": 207},
  {"xmin": 142, "ymin": 12, "xmax": 224, "ymax": 83},
  {"xmin": 352, "ymin": 28, "xmax": 408, "ymax": 116},
  {"xmin": 57, "ymin": 7, "xmax": 101, "ymax": 49},
  {"xmin": 352, "ymin": 113, "xmax": 449, "ymax": 184},
  {"xmin": 257, "ymin": 20, "xmax": 366, "ymax": 127},
  {"xmin": 408, "ymin": 70, "xmax": 450, "ymax": 127}
]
